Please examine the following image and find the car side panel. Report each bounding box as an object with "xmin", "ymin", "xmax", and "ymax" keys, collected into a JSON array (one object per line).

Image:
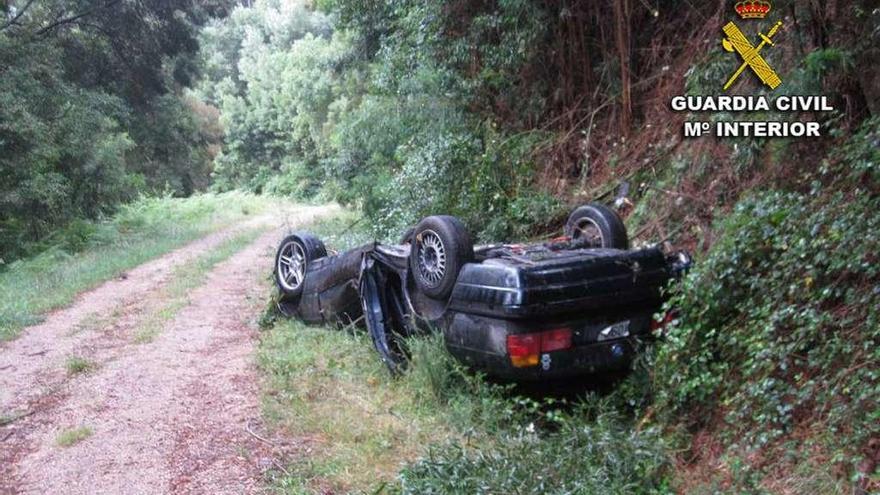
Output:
[
  {"xmin": 293, "ymin": 244, "xmax": 373, "ymax": 323},
  {"xmin": 317, "ymin": 279, "xmax": 361, "ymax": 325}
]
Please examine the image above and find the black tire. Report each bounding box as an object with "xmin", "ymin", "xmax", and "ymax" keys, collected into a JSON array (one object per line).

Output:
[
  {"xmin": 399, "ymin": 227, "xmax": 414, "ymax": 245},
  {"xmin": 409, "ymin": 215, "xmax": 473, "ymax": 299},
  {"xmin": 274, "ymin": 233, "xmax": 327, "ymax": 297},
  {"xmin": 564, "ymin": 203, "xmax": 629, "ymax": 249}
]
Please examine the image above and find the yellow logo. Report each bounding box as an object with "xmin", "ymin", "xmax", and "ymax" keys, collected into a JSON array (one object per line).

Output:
[{"xmin": 722, "ymin": 20, "xmax": 783, "ymax": 91}]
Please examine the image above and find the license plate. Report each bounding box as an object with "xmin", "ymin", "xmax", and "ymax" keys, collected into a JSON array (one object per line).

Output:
[{"xmin": 597, "ymin": 320, "xmax": 630, "ymax": 341}]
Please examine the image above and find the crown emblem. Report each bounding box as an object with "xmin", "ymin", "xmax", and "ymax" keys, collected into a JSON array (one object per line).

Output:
[{"xmin": 735, "ymin": 0, "xmax": 771, "ymax": 19}]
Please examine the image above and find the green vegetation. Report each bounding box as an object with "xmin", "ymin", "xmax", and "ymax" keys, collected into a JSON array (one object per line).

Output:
[
  {"xmin": 398, "ymin": 409, "xmax": 669, "ymax": 495},
  {"xmin": 399, "ymin": 340, "xmax": 670, "ymax": 495},
  {"xmin": 193, "ymin": 0, "xmax": 879, "ymax": 250},
  {"xmin": 195, "ymin": 0, "xmax": 571, "ymax": 241},
  {"xmin": 0, "ymin": 413, "xmax": 15, "ymax": 427},
  {"xmin": 64, "ymin": 356, "xmax": 96, "ymax": 376},
  {"xmin": 67, "ymin": 312, "xmax": 112, "ymax": 337},
  {"xmin": 261, "ymin": 319, "xmax": 671, "ymax": 494},
  {"xmin": 55, "ymin": 426, "xmax": 93, "ymax": 447},
  {"xmin": 651, "ymin": 117, "xmax": 880, "ymax": 492},
  {"xmin": 260, "ymin": 325, "xmax": 455, "ymax": 491},
  {"xmin": 0, "ymin": 192, "xmax": 275, "ymax": 341},
  {"xmin": 0, "ymin": 1, "xmax": 236, "ymax": 260}
]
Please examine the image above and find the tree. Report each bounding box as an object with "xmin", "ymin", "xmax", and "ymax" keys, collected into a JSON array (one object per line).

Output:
[{"xmin": 0, "ymin": 0, "xmax": 229, "ymax": 259}]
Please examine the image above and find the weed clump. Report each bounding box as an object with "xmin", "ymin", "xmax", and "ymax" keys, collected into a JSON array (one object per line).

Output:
[
  {"xmin": 56, "ymin": 426, "xmax": 93, "ymax": 447},
  {"xmin": 65, "ymin": 356, "xmax": 96, "ymax": 375}
]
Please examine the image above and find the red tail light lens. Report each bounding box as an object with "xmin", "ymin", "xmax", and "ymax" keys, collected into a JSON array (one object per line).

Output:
[
  {"xmin": 507, "ymin": 328, "xmax": 573, "ymax": 368},
  {"xmin": 541, "ymin": 328, "xmax": 572, "ymax": 352}
]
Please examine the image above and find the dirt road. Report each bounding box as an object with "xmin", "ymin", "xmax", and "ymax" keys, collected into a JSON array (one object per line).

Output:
[{"xmin": 0, "ymin": 205, "xmax": 336, "ymax": 494}]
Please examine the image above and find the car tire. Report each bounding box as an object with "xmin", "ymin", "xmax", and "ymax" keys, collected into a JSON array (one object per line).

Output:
[
  {"xmin": 274, "ymin": 233, "xmax": 327, "ymax": 297},
  {"xmin": 399, "ymin": 227, "xmax": 414, "ymax": 245},
  {"xmin": 564, "ymin": 203, "xmax": 629, "ymax": 249},
  {"xmin": 409, "ymin": 215, "xmax": 473, "ymax": 300}
]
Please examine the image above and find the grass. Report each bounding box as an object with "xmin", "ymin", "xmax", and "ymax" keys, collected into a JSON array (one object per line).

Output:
[
  {"xmin": 65, "ymin": 356, "xmax": 97, "ymax": 375},
  {"xmin": 132, "ymin": 226, "xmax": 266, "ymax": 344},
  {"xmin": 260, "ymin": 323, "xmax": 466, "ymax": 492},
  {"xmin": 397, "ymin": 409, "xmax": 670, "ymax": 494},
  {"xmin": 0, "ymin": 413, "xmax": 17, "ymax": 426},
  {"xmin": 66, "ymin": 312, "xmax": 111, "ymax": 337},
  {"xmin": 56, "ymin": 426, "xmax": 93, "ymax": 447},
  {"xmin": 0, "ymin": 192, "xmax": 279, "ymax": 341},
  {"xmin": 133, "ymin": 307, "xmax": 179, "ymax": 344}
]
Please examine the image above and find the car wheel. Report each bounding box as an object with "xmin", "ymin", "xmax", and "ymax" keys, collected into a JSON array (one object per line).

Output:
[
  {"xmin": 564, "ymin": 203, "xmax": 629, "ymax": 249},
  {"xmin": 409, "ymin": 216, "xmax": 473, "ymax": 300},
  {"xmin": 274, "ymin": 233, "xmax": 327, "ymax": 297}
]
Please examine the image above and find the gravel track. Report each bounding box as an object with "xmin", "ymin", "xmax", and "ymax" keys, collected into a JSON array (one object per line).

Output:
[{"xmin": 0, "ymin": 205, "xmax": 336, "ymax": 494}]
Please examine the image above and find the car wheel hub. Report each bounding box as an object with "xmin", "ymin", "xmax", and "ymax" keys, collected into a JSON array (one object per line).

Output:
[
  {"xmin": 417, "ymin": 230, "xmax": 446, "ymax": 287},
  {"xmin": 278, "ymin": 242, "xmax": 306, "ymax": 291},
  {"xmin": 573, "ymin": 218, "xmax": 605, "ymax": 247}
]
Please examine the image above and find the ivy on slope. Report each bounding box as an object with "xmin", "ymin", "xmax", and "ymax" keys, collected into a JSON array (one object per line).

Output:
[{"xmin": 654, "ymin": 117, "xmax": 880, "ymax": 484}]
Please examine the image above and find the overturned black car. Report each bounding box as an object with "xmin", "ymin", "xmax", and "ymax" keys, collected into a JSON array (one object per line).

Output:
[{"xmin": 274, "ymin": 204, "xmax": 690, "ymax": 381}]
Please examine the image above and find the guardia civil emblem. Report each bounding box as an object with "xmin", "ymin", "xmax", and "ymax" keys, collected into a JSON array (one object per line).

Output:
[{"xmin": 722, "ymin": 1, "xmax": 783, "ymax": 91}]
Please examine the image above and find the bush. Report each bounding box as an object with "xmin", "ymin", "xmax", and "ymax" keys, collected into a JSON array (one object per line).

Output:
[{"xmin": 653, "ymin": 119, "xmax": 880, "ymax": 483}]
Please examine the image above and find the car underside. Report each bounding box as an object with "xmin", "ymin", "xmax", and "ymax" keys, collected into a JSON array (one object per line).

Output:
[{"xmin": 274, "ymin": 203, "xmax": 691, "ymax": 381}]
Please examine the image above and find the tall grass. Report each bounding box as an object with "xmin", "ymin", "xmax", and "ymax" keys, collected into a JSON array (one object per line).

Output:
[
  {"xmin": 259, "ymin": 322, "xmax": 459, "ymax": 493},
  {"xmin": 261, "ymin": 319, "xmax": 672, "ymax": 494},
  {"xmin": 396, "ymin": 409, "xmax": 670, "ymax": 495},
  {"xmin": 0, "ymin": 192, "xmax": 277, "ymax": 340}
]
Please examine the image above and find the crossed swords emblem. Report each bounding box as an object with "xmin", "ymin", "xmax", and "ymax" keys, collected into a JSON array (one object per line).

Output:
[{"xmin": 722, "ymin": 20, "xmax": 783, "ymax": 90}]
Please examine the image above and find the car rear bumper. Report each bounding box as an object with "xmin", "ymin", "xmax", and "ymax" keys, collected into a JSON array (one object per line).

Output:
[
  {"xmin": 451, "ymin": 338, "xmax": 637, "ymax": 381},
  {"xmin": 442, "ymin": 311, "xmax": 651, "ymax": 381}
]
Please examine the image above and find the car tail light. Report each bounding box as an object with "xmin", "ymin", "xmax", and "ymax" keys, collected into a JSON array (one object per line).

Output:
[
  {"xmin": 507, "ymin": 333, "xmax": 540, "ymax": 368},
  {"xmin": 507, "ymin": 328, "xmax": 573, "ymax": 368},
  {"xmin": 541, "ymin": 328, "xmax": 572, "ymax": 352}
]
